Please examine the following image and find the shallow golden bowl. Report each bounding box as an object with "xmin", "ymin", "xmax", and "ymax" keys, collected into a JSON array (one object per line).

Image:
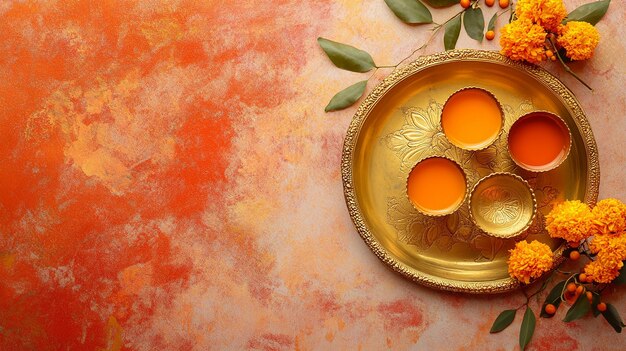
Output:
[
  {"xmin": 507, "ymin": 110, "xmax": 572, "ymax": 173},
  {"xmin": 440, "ymin": 86, "xmax": 505, "ymax": 151},
  {"xmin": 469, "ymin": 172, "xmax": 537, "ymax": 239},
  {"xmin": 405, "ymin": 156, "xmax": 468, "ymax": 217}
]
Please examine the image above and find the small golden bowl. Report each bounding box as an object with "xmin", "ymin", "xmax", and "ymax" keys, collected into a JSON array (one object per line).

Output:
[
  {"xmin": 440, "ymin": 87, "xmax": 505, "ymax": 151},
  {"xmin": 406, "ymin": 156, "xmax": 468, "ymax": 217},
  {"xmin": 507, "ymin": 110, "xmax": 572, "ymax": 172},
  {"xmin": 469, "ymin": 172, "xmax": 537, "ymax": 239}
]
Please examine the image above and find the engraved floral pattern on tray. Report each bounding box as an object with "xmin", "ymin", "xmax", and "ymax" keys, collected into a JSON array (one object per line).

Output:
[{"xmin": 384, "ymin": 99, "xmax": 559, "ymax": 261}]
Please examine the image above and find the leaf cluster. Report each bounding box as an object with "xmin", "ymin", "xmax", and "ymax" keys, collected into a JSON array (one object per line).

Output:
[
  {"xmin": 318, "ymin": 0, "xmax": 611, "ymax": 112},
  {"xmin": 491, "ymin": 263, "xmax": 626, "ymax": 349}
]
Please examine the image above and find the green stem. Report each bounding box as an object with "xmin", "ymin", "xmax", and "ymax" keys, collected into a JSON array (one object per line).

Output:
[
  {"xmin": 377, "ymin": 8, "xmax": 466, "ymax": 69},
  {"xmin": 496, "ymin": 6, "xmax": 512, "ymax": 19},
  {"xmin": 433, "ymin": 10, "xmax": 465, "ymax": 31},
  {"xmin": 548, "ymin": 37, "xmax": 593, "ymax": 91},
  {"xmin": 527, "ymin": 288, "xmax": 543, "ymax": 302},
  {"xmin": 516, "ymin": 272, "xmax": 554, "ymax": 310},
  {"xmin": 556, "ymin": 269, "xmax": 575, "ymax": 275},
  {"xmin": 560, "ymin": 273, "xmax": 578, "ymax": 302},
  {"xmin": 515, "ymin": 302, "xmax": 527, "ymax": 310},
  {"xmin": 393, "ymin": 28, "xmax": 440, "ymax": 67},
  {"xmin": 366, "ymin": 67, "xmax": 379, "ymax": 81}
]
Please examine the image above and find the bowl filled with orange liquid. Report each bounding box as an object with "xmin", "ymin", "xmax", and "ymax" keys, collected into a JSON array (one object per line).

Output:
[
  {"xmin": 406, "ymin": 156, "xmax": 467, "ymax": 216},
  {"xmin": 469, "ymin": 172, "xmax": 537, "ymax": 239},
  {"xmin": 441, "ymin": 87, "xmax": 504, "ymax": 151},
  {"xmin": 507, "ymin": 111, "xmax": 572, "ymax": 172}
]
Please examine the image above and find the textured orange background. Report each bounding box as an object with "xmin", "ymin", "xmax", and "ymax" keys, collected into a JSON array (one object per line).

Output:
[{"xmin": 0, "ymin": 0, "xmax": 624, "ymax": 350}]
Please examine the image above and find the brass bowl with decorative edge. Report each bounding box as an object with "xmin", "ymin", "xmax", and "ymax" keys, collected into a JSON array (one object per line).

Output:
[
  {"xmin": 405, "ymin": 156, "xmax": 468, "ymax": 217},
  {"xmin": 507, "ymin": 110, "xmax": 573, "ymax": 172},
  {"xmin": 440, "ymin": 86, "xmax": 505, "ymax": 151},
  {"xmin": 341, "ymin": 49, "xmax": 599, "ymax": 294},
  {"xmin": 469, "ymin": 172, "xmax": 537, "ymax": 240}
]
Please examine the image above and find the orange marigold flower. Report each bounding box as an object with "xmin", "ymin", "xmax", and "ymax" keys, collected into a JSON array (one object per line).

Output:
[
  {"xmin": 591, "ymin": 233, "xmax": 626, "ymax": 254},
  {"xmin": 557, "ymin": 21, "xmax": 600, "ymax": 61},
  {"xmin": 515, "ymin": 0, "xmax": 567, "ymax": 32},
  {"xmin": 500, "ymin": 19, "xmax": 547, "ymax": 64},
  {"xmin": 589, "ymin": 232, "xmax": 616, "ymax": 253},
  {"xmin": 546, "ymin": 200, "xmax": 593, "ymax": 243},
  {"xmin": 607, "ymin": 235, "xmax": 626, "ymax": 258},
  {"xmin": 583, "ymin": 259, "xmax": 621, "ymax": 284},
  {"xmin": 584, "ymin": 240, "xmax": 626, "ymax": 283},
  {"xmin": 508, "ymin": 240, "xmax": 554, "ymax": 284},
  {"xmin": 590, "ymin": 198, "xmax": 626, "ymax": 235}
]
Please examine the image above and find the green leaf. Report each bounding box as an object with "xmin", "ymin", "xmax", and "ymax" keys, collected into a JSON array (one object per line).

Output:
[
  {"xmin": 519, "ymin": 307, "xmax": 536, "ymax": 350},
  {"xmin": 602, "ymin": 303, "xmax": 623, "ymax": 333},
  {"xmin": 488, "ymin": 12, "xmax": 497, "ymax": 31},
  {"xmin": 490, "ymin": 309, "xmax": 516, "ymax": 333},
  {"xmin": 563, "ymin": 293, "xmax": 591, "ymax": 322},
  {"xmin": 591, "ymin": 293, "xmax": 601, "ymax": 317},
  {"xmin": 422, "ymin": 0, "xmax": 459, "ymax": 8},
  {"xmin": 463, "ymin": 7, "xmax": 485, "ymax": 43},
  {"xmin": 325, "ymin": 81, "xmax": 367, "ymax": 112},
  {"xmin": 564, "ymin": 0, "xmax": 611, "ymax": 26},
  {"xmin": 540, "ymin": 280, "xmax": 566, "ymax": 318},
  {"xmin": 444, "ymin": 15, "xmax": 462, "ymax": 51},
  {"xmin": 317, "ymin": 37, "xmax": 376, "ymax": 73},
  {"xmin": 384, "ymin": 0, "xmax": 433, "ymax": 24},
  {"xmin": 613, "ymin": 261, "xmax": 626, "ymax": 285}
]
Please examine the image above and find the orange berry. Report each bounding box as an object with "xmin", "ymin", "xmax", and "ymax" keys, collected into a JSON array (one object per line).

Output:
[
  {"xmin": 586, "ymin": 275, "xmax": 594, "ymax": 283},
  {"xmin": 461, "ymin": 0, "xmax": 471, "ymax": 8},
  {"xmin": 545, "ymin": 304, "xmax": 557, "ymax": 315},
  {"xmin": 576, "ymin": 285, "xmax": 584, "ymax": 294},
  {"xmin": 485, "ymin": 30, "xmax": 495, "ymax": 40},
  {"xmin": 579, "ymin": 273, "xmax": 587, "ymax": 282},
  {"xmin": 546, "ymin": 50, "xmax": 554, "ymax": 58},
  {"xmin": 569, "ymin": 251, "xmax": 580, "ymax": 260},
  {"xmin": 551, "ymin": 56, "xmax": 557, "ymax": 61},
  {"xmin": 597, "ymin": 302, "xmax": 607, "ymax": 312},
  {"xmin": 566, "ymin": 282, "xmax": 577, "ymax": 293},
  {"xmin": 485, "ymin": 0, "xmax": 495, "ymax": 6},
  {"xmin": 499, "ymin": 0, "xmax": 509, "ymax": 8},
  {"xmin": 586, "ymin": 291, "xmax": 593, "ymax": 301}
]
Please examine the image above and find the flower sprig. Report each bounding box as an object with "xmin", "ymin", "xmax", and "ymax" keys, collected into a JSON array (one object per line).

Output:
[
  {"xmin": 493, "ymin": 198, "xmax": 626, "ymax": 350},
  {"xmin": 318, "ymin": 0, "xmax": 611, "ymax": 112},
  {"xmin": 501, "ymin": 0, "xmax": 608, "ymax": 90}
]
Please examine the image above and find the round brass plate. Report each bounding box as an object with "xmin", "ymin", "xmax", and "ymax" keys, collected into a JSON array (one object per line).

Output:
[{"xmin": 341, "ymin": 49, "xmax": 599, "ymax": 293}]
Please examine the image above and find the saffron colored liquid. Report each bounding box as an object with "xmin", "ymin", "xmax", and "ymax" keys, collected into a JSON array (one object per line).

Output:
[
  {"xmin": 508, "ymin": 112, "xmax": 570, "ymax": 169},
  {"xmin": 407, "ymin": 158, "xmax": 466, "ymax": 214},
  {"xmin": 441, "ymin": 88, "xmax": 502, "ymax": 149}
]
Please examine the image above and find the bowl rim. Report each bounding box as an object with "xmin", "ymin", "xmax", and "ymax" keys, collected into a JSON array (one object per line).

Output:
[
  {"xmin": 405, "ymin": 155, "xmax": 468, "ymax": 217},
  {"xmin": 506, "ymin": 110, "xmax": 573, "ymax": 172},
  {"xmin": 468, "ymin": 172, "xmax": 538, "ymax": 239},
  {"xmin": 440, "ymin": 86, "xmax": 505, "ymax": 151}
]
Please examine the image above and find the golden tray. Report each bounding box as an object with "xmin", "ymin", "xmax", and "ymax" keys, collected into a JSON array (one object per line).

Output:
[{"xmin": 341, "ymin": 49, "xmax": 599, "ymax": 293}]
